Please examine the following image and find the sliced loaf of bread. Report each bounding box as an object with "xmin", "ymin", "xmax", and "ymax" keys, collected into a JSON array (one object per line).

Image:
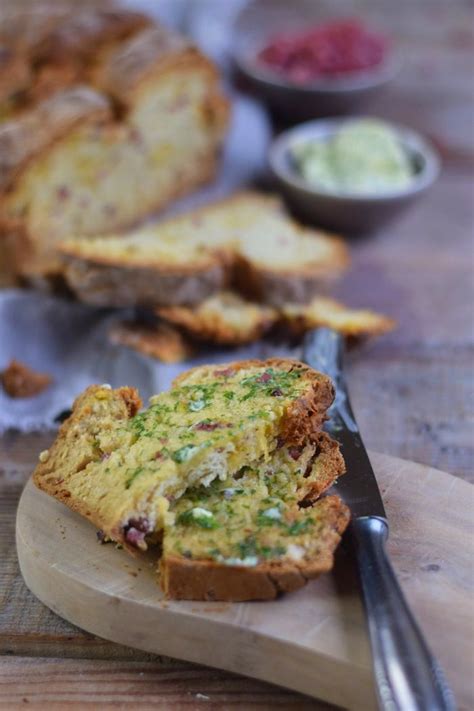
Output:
[{"xmin": 0, "ymin": 18, "xmax": 229, "ymax": 280}]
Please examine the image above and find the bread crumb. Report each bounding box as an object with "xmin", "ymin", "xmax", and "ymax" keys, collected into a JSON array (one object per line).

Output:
[
  {"xmin": 1, "ymin": 359, "xmax": 52, "ymax": 398},
  {"xmin": 39, "ymin": 450, "xmax": 50, "ymax": 463}
]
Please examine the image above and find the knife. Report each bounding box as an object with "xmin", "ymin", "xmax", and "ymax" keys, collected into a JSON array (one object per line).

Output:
[{"xmin": 303, "ymin": 328, "xmax": 455, "ymax": 711}]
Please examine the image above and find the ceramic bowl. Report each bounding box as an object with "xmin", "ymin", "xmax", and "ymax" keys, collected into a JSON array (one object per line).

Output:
[{"xmin": 268, "ymin": 118, "xmax": 441, "ymax": 233}]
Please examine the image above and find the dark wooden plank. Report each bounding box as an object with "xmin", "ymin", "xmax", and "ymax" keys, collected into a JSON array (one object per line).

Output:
[{"xmin": 0, "ymin": 657, "xmax": 337, "ymax": 709}]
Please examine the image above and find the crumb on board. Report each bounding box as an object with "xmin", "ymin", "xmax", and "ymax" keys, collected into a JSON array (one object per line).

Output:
[{"xmin": 0, "ymin": 359, "xmax": 52, "ymax": 398}]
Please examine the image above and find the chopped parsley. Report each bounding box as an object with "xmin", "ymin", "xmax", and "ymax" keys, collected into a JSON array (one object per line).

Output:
[{"xmin": 287, "ymin": 519, "xmax": 314, "ymax": 535}]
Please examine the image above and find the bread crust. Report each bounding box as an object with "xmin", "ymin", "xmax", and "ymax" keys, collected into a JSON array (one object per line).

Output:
[
  {"xmin": 0, "ymin": 7, "xmax": 150, "ymax": 108},
  {"xmin": 33, "ymin": 384, "xmax": 142, "ymax": 541},
  {"xmin": 61, "ymin": 254, "xmax": 227, "ymax": 308},
  {"xmin": 281, "ymin": 296, "xmax": 396, "ymax": 337},
  {"xmin": 109, "ymin": 320, "xmax": 194, "ymax": 363},
  {"xmin": 235, "ymin": 241, "xmax": 350, "ymax": 306},
  {"xmin": 156, "ymin": 292, "xmax": 278, "ymax": 346},
  {"xmin": 93, "ymin": 26, "xmax": 206, "ymax": 106},
  {"xmin": 161, "ymin": 495, "xmax": 350, "ymax": 601},
  {"xmin": 0, "ymin": 46, "xmax": 31, "ymax": 105},
  {"xmin": 0, "ymin": 86, "xmax": 110, "ymax": 193}
]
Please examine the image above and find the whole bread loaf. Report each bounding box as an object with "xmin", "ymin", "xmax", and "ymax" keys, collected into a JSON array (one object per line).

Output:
[{"xmin": 0, "ymin": 5, "xmax": 229, "ymax": 280}]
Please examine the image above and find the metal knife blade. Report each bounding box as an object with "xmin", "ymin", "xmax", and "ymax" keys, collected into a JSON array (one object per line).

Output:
[{"xmin": 303, "ymin": 327, "xmax": 386, "ymax": 520}]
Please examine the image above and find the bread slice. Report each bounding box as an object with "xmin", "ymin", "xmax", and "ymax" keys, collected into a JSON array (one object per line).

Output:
[
  {"xmin": 59, "ymin": 192, "xmax": 349, "ymax": 307},
  {"xmin": 281, "ymin": 297, "xmax": 396, "ymax": 338},
  {"xmin": 161, "ymin": 433, "xmax": 348, "ymax": 601},
  {"xmin": 0, "ymin": 21, "xmax": 229, "ymax": 279},
  {"xmin": 59, "ymin": 224, "xmax": 228, "ymax": 307},
  {"xmin": 155, "ymin": 290, "xmax": 394, "ymax": 347},
  {"xmin": 157, "ymin": 291, "xmax": 278, "ymax": 346},
  {"xmin": 109, "ymin": 320, "xmax": 194, "ymax": 363},
  {"xmin": 33, "ymin": 359, "xmax": 335, "ymax": 552}
]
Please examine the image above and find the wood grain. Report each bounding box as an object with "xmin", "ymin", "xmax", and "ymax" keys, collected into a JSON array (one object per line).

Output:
[
  {"xmin": 15, "ymin": 452, "xmax": 474, "ymax": 710},
  {"xmin": 0, "ymin": 657, "xmax": 336, "ymax": 710}
]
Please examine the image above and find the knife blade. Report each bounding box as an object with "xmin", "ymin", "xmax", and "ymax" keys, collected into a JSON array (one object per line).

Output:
[
  {"xmin": 303, "ymin": 327, "xmax": 386, "ymax": 519},
  {"xmin": 303, "ymin": 327, "xmax": 455, "ymax": 711}
]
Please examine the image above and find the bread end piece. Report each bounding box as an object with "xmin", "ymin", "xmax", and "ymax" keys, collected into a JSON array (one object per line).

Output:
[
  {"xmin": 161, "ymin": 495, "xmax": 350, "ymax": 601},
  {"xmin": 33, "ymin": 384, "xmax": 142, "ymax": 511}
]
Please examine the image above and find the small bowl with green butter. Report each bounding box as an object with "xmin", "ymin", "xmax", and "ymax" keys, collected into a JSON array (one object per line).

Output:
[{"xmin": 269, "ymin": 118, "xmax": 440, "ymax": 233}]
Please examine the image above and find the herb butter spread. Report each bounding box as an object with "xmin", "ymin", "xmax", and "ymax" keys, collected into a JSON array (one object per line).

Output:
[
  {"xmin": 291, "ymin": 119, "xmax": 414, "ymax": 195},
  {"xmin": 34, "ymin": 360, "xmax": 332, "ymax": 552},
  {"xmin": 164, "ymin": 442, "xmax": 340, "ymax": 567},
  {"xmin": 33, "ymin": 361, "xmax": 351, "ymax": 600}
]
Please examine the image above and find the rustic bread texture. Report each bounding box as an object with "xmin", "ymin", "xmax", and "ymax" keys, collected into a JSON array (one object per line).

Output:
[
  {"xmin": 59, "ymin": 192, "xmax": 349, "ymax": 307},
  {"xmin": 0, "ymin": 9, "xmax": 230, "ymax": 280},
  {"xmin": 0, "ymin": 5, "xmax": 151, "ymax": 116},
  {"xmin": 109, "ymin": 320, "xmax": 194, "ymax": 363},
  {"xmin": 33, "ymin": 384, "xmax": 143, "ymax": 547},
  {"xmin": 0, "ymin": 86, "xmax": 110, "ymax": 192},
  {"xmin": 157, "ymin": 291, "xmax": 278, "ymax": 345},
  {"xmin": 161, "ymin": 435, "xmax": 347, "ymax": 601},
  {"xmin": 33, "ymin": 360, "xmax": 335, "ymax": 552},
  {"xmin": 281, "ymin": 297, "xmax": 396, "ymax": 337}
]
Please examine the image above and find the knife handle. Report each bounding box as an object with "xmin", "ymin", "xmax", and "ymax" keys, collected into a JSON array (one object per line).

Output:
[{"xmin": 351, "ymin": 517, "xmax": 455, "ymax": 711}]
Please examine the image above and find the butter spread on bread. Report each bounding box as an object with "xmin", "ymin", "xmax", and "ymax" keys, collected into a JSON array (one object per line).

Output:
[
  {"xmin": 33, "ymin": 360, "xmax": 335, "ymax": 553},
  {"xmin": 162, "ymin": 433, "xmax": 348, "ymax": 600}
]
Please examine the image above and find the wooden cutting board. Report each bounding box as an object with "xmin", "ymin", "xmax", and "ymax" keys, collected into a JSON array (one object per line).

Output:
[{"xmin": 16, "ymin": 452, "xmax": 473, "ymax": 711}]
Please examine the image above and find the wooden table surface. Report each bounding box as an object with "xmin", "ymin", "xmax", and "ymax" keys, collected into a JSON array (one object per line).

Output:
[{"xmin": 1, "ymin": 2, "xmax": 473, "ymax": 708}]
